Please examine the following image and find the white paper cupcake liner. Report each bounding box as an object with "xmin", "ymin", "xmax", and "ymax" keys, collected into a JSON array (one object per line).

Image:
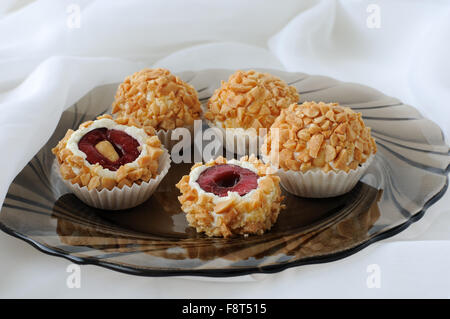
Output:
[
  {"xmin": 156, "ymin": 125, "xmax": 194, "ymax": 151},
  {"xmin": 262, "ymin": 154, "xmax": 375, "ymax": 198},
  {"xmin": 54, "ymin": 148, "xmax": 171, "ymax": 210},
  {"xmin": 206, "ymin": 121, "xmax": 264, "ymax": 156}
]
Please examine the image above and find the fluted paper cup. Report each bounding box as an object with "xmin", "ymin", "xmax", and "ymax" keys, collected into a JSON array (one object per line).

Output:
[
  {"xmin": 262, "ymin": 154, "xmax": 374, "ymax": 198},
  {"xmin": 55, "ymin": 148, "xmax": 171, "ymax": 210}
]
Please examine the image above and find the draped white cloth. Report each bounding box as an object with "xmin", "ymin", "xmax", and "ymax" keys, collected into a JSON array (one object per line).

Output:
[{"xmin": 0, "ymin": 0, "xmax": 449, "ymax": 298}]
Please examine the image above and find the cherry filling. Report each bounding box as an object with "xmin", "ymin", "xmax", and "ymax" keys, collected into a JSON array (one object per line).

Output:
[
  {"xmin": 78, "ymin": 128, "xmax": 140, "ymax": 171},
  {"xmin": 196, "ymin": 164, "xmax": 259, "ymax": 197}
]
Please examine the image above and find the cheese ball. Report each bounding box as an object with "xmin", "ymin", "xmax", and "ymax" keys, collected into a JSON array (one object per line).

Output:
[
  {"xmin": 112, "ymin": 68, "xmax": 202, "ymax": 131},
  {"xmin": 262, "ymin": 101, "xmax": 377, "ymax": 173},
  {"xmin": 176, "ymin": 155, "xmax": 284, "ymax": 238},
  {"xmin": 204, "ymin": 70, "xmax": 300, "ymax": 133},
  {"xmin": 52, "ymin": 115, "xmax": 165, "ymax": 190}
]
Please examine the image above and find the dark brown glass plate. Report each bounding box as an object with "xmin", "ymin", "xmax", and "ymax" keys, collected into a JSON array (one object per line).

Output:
[{"xmin": 0, "ymin": 69, "xmax": 448, "ymax": 277}]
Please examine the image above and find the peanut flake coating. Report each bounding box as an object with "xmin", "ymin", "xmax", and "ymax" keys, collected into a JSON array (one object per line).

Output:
[
  {"xmin": 204, "ymin": 70, "xmax": 300, "ymax": 132},
  {"xmin": 112, "ymin": 68, "xmax": 202, "ymax": 131},
  {"xmin": 262, "ymin": 102, "xmax": 377, "ymax": 173},
  {"xmin": 176, "ymin": 155, "xmax": 285, "ymax": 238},
  {"xmin": 52, "ymin": 115, "xmax": 164, "ymax": 191}
]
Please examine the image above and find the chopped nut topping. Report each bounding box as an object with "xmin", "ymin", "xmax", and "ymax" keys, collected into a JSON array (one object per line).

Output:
[
  {"xmin": 52, "ymin": 115, "xmax": 164, "ymax": 190},
  {"xmin": 214, "ymin": 198, "xmax": 236, "ymax": 214},
  {"xmin": 112, "ymin": 68, "xmax": 202, "ymax": 131},
  {"xmin": 263, "ymin": 101, "xmax": 377, "ymax": 172},
  {"xmin": 175, "ymin": 155, "xmax": 285, "ymax": 238},
  {"xmin": 205, "ymin": 70, "xmax": 300, "ymax": 132},
  {"xmin": 308, "ymin": 134, "xmax": 324, "ymax": 158}
]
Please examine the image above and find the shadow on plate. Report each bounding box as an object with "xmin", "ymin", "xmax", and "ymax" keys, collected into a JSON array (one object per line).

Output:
[{"xmin": 50, "ymin": 182, "xmax": 382, "ymax": 262}]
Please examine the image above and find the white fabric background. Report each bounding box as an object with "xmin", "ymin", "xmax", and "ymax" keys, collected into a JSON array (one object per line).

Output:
[{"xmin": 0, "ymin": 0, "xmax": 449, "ymax": 298}]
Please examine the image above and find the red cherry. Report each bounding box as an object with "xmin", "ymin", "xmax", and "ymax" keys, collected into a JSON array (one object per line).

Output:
[
  {"xmin": 78, "ymin": 128, "xmax": 140, "ymax": 171},
  {"xmin": 196, "ymin": 164, "xmax": 259, "ymax": 197}
]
